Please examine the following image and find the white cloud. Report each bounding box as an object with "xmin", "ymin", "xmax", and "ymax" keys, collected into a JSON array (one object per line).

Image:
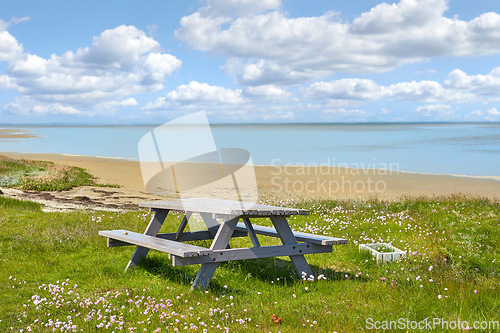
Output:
[
  {"xmin": 66, "ymin": 25, "xmax": 163, "ymax": 71},
  {"xmin": 322, "ymin": 108, "xmax": 366, "ymax": 116},
  {"xmin": 1, "ymin": 25, "xmax": 181, "ymax": 115},
  {"xmin": 387, "ymin": 81, "xmax": 454, "ymax": 103},
  {"xmin": 306, "ymin": 79, "xmax": 383, "ymax": 100},
  {"xmin": 144, "ymin": 81, "xmax": 243, "ymax": 110},
  {"xmin": 305, "ymin": 74, "xmax": 476, "ymax": 104},
  {"xmin": 5, "ymin": 97, "xmax": 81, "ymax": 115},
  {"xmin": 415, "ymin": 104, "xmax": 452, "ymax": 116},
  {"xmin": 243, "ymin": 84, "xmax": 290, "ymax": 100},
  {"xmin": 487, "ymin": 107, "xmax": 500, "ymax": 116},
  {"xmin": 0, "ymin": 29, "xmax": 23, "ymax": 62},
  {"xmin": 469, "ymin": 107, "xmax": 500, "ymax": 120},
  {"xmin": 0, "ymin": 75, "xmax": 16, "ymax": 89},
  {"xmin": 350, "ymin": 0, "xmax": 447, "ymax": 34},
  {"xmin": 0, "ymin": 17, "xmax": 29, "ymax": 62},
  {"xmin": 143, "ymin": 81, "xmax": 297, "ymax": 121},
  {"xmin": 445, "ymin": 67, "xmax": 500, "ymax": 96},
  {"xmin": 166, "ymin": 81, "xmax": 243, "ymax": 104},
  {"xmin": 96, "ymin": 98, "xmax": 139, "ymax": 110},
  {"xmin": 200, "ymin": 0, "xmax": 281, "ymax": 17},
  {"xmin": 176, "ymin": 0, "xmax": 500, "ymax": 85}
]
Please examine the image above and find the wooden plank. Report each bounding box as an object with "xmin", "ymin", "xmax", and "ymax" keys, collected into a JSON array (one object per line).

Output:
[
  {"xmin": 107, "ymin": 230, "xmax": 248, "ymax": 247},
  {"xmin": 199, "ymin": 212, "xmax": 221, "ymax": 238},
  {"xmin": 175, "ymin": 211, "xmax": 192, "ymax": 240},
  {"xmin": 99, "ymin": 230, "xmax": 212, "ymax": 257},
  {"xmin": 139, "ymin": 198, "xmax": 309, "ymax": 217},
  {"xmin": 234, "ymin": 223, "xmax": 347, "ymax": 246},
  {"xmin": 243, "ymin": 218, "xmax": 260, "ymax": 247},
  {"xmin": 172, "ymin": 243, "xmax": 332, "ymax": 266},
  {"xmin": 126, "ymin": 209, "xmax": 168, "ymax": 270},
  {"xmin": 271, "ymin": 216, "xmax": 313, "ymax": 278},
  {"xmin": 191, "ymin": 218, "xmax": 238, "ymax": 290}
]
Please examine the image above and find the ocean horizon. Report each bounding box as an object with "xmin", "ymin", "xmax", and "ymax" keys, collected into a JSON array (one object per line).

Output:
[{"xmin": 1, "ymin": 123, "xmax": 499, "ymax": 177}]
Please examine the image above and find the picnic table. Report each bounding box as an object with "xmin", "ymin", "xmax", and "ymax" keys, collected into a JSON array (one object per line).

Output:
[{"xmin": 99, "ymin": 198, "xmax": 347, "ymax": 290}]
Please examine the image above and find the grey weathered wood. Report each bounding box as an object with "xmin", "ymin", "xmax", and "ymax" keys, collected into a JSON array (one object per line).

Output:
[
  {"xmin": 191, "ymin": 218, "xmax": 238, "ymax": 290},
  {"xmin": 125, "ymin": 209, "xmax": 168, "ymax": 270},
  {"xmin": 99, "ymin": 230, "xmax": 212, "ymax": 257},
  {"xmin": 139, "ymin": 198, "xmax": 309, "ymax": 217},
  {"xmin": 271, "ymin": 215, "xmax": 313, "ymax": 278},
  {"xmin": 172, "ymin": 243, "xmax": 332, "ymax": 266},
  {"xmin": 234, "ymin": 223, "xmax": 347, "ymax": 245},
  {"xmin": 107, "ymin": 238, "xmax": 130, "ymax": 247},
  {"xmin": 199, "ymin": 212, "xmax": 220, "ymax": 237},
  {"xmin": 243, "ymin": 218, "xmax": 261, "ymax": 247},
  {"xmin": 200, "ymin": 212, "xmax": 232, "ymax": 249},
  {"xmin": 107, "ymin": 229, "xmax": 248, "ymax": 247},
  {"xmin": 175, "ymin": 211, "xmax": 192, "ymax": 241}
]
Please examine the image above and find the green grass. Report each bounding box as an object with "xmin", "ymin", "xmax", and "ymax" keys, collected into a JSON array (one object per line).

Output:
[
  {"xmin": 0, "ymin": 196, "xmax": 499, "ymax": 332},
  {"xmin": 0, "ymin": 155, "xmax": 119, "ymax": 191}
]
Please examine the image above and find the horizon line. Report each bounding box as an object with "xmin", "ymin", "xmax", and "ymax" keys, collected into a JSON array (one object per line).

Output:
[{"xmin": 1, "ymin": 121, "xmax": 500, "ymax": 127}]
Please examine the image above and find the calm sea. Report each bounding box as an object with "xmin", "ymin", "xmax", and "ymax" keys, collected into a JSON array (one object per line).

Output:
[{"xmin": 1, "ymin": 123, "xmax": 499, "ymax": 177}]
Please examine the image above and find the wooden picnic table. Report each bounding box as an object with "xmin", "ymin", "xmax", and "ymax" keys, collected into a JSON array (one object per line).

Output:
[{"xmin": 99, "ymin": 198, "xmax": 347, "ymax": 290}]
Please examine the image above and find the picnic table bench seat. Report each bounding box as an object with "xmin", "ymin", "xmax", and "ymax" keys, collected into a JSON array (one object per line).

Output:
[
  {"xmin": 234, "ymin": 222, "xmax": 347, "ymax": 246},
  {"xmin": 98, "ymin": 230, "xmax": 213, "ymax": 257}
]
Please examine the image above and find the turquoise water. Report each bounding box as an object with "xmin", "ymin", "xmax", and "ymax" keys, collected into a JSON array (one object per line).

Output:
[{"xmin": 1, "ymin": 123, "xmax": 499, "ymax": 177}]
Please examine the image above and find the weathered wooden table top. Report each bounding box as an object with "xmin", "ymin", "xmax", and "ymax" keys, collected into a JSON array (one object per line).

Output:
[{"xmin": 139, "ymin": 198, "xmax": 309, "ymax": 217}]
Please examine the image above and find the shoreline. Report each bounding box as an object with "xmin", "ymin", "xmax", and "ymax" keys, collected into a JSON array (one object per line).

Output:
[
  {"xmin": 3, "ymin": 151, "xmax": 500, "ymax": 182},
  {"xmin": 1, "ymin": 152, "xmax": 499, "ymax": 209}
]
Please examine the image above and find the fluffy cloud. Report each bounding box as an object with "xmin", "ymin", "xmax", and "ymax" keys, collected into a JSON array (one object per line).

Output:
[
  {"xmin": 176, "ymin": 0, "xmax": 500, "ymax": 85},
  {"xmin": 95, "ymin": 98, "xmax": 139, "ymax": 110},
  {"xmin": 243, "ymin": 84, "xmax": 290, "ymax": 100},
  {"xmin": 166, "ymin": 81, "xmax": 243, "ymax": 104},
  {"xmin": 471, "ymin": 107, "xmax": 500, "ymax": 117},
  {"xmin": 386, "ymin": 81, "xmax": 473, "ymax": 103},
  {"xmin": 322, "ymin": 108, "xmax": 366, "ymax": 116},
  {"xmin": 304, "ymin": 74, "xmax": 476, "ymax": 104},
  {"xmin": 306, "ymin": 79, "xmax": 383, "ymax": 100},
  {"xmin": 415, "ymin": 104, "xmax": 452, "ymax": 116},
  {"xmin": 0, "ymin": 21, "xmax": 24, "ymax": 62},
  {"xmin": 1, "ymin": 25, "xmax": 181, "ymax": 115},
  {"xmin": 144, "ymin": 81, "xmax": 244, "ymax": 110},
  {"xmin": 143, "ymin": 81, "xmax": 297, "ymax": 121},
  {"xmin": 445, "ymin": 67, "xmax": 500, "ymax": 96},
  {"xmin": 200, "ymin": 0, "xmax": 281, "ymax": 17},
  {"xmin": 4, "ymin": 97, "xmax": 80, "ymax": 115},
  {"xmin": 350, "ymin": 0, "xmax": 446, "ymax": 34}
]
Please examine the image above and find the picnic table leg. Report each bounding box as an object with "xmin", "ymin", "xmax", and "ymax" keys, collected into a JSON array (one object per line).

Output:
[
  {"xmin": 199, "ymin": 212, "xmax": 221, "ymax": 238},
  {"xmin": 191, "ymin": 217, "xmax": 238, "ymax": 290},
  {"xmin": 270, "ymin": 216, "xmax": 314, "ymax": 279},
  {"xmin": 125, "ymin": 209, "xmax": 169, "ymax": 271},
  {"xmin": 243, "ymin": 217, "xmax": 261, "ymax": 247},
  {"xmin": 175, "ymin": 211, "xmax": 192, "ymax": 241},
  {"xmin": 200, "ymin": 212, "xmax": 231, "ymax": 249}
]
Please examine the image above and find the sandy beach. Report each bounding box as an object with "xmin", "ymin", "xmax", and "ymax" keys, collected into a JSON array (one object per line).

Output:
[{"xmin": 1, "ymin": 152, "xmax": 499, "ymax": 211}]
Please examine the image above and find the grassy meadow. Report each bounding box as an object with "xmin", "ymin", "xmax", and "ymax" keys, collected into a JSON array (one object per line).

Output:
[
  {"xmin": 1, "ymin": 193, "xmax": 499, "ymax": 332},
  {"xmin": 0, "ymin": 155, "xmax": 119, "ymax": 191}
]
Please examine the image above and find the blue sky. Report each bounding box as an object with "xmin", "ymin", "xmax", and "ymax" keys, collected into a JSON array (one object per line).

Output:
[{"xmin": 1, "ymin": 0, "xmax": 500, "ymax": 124}]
